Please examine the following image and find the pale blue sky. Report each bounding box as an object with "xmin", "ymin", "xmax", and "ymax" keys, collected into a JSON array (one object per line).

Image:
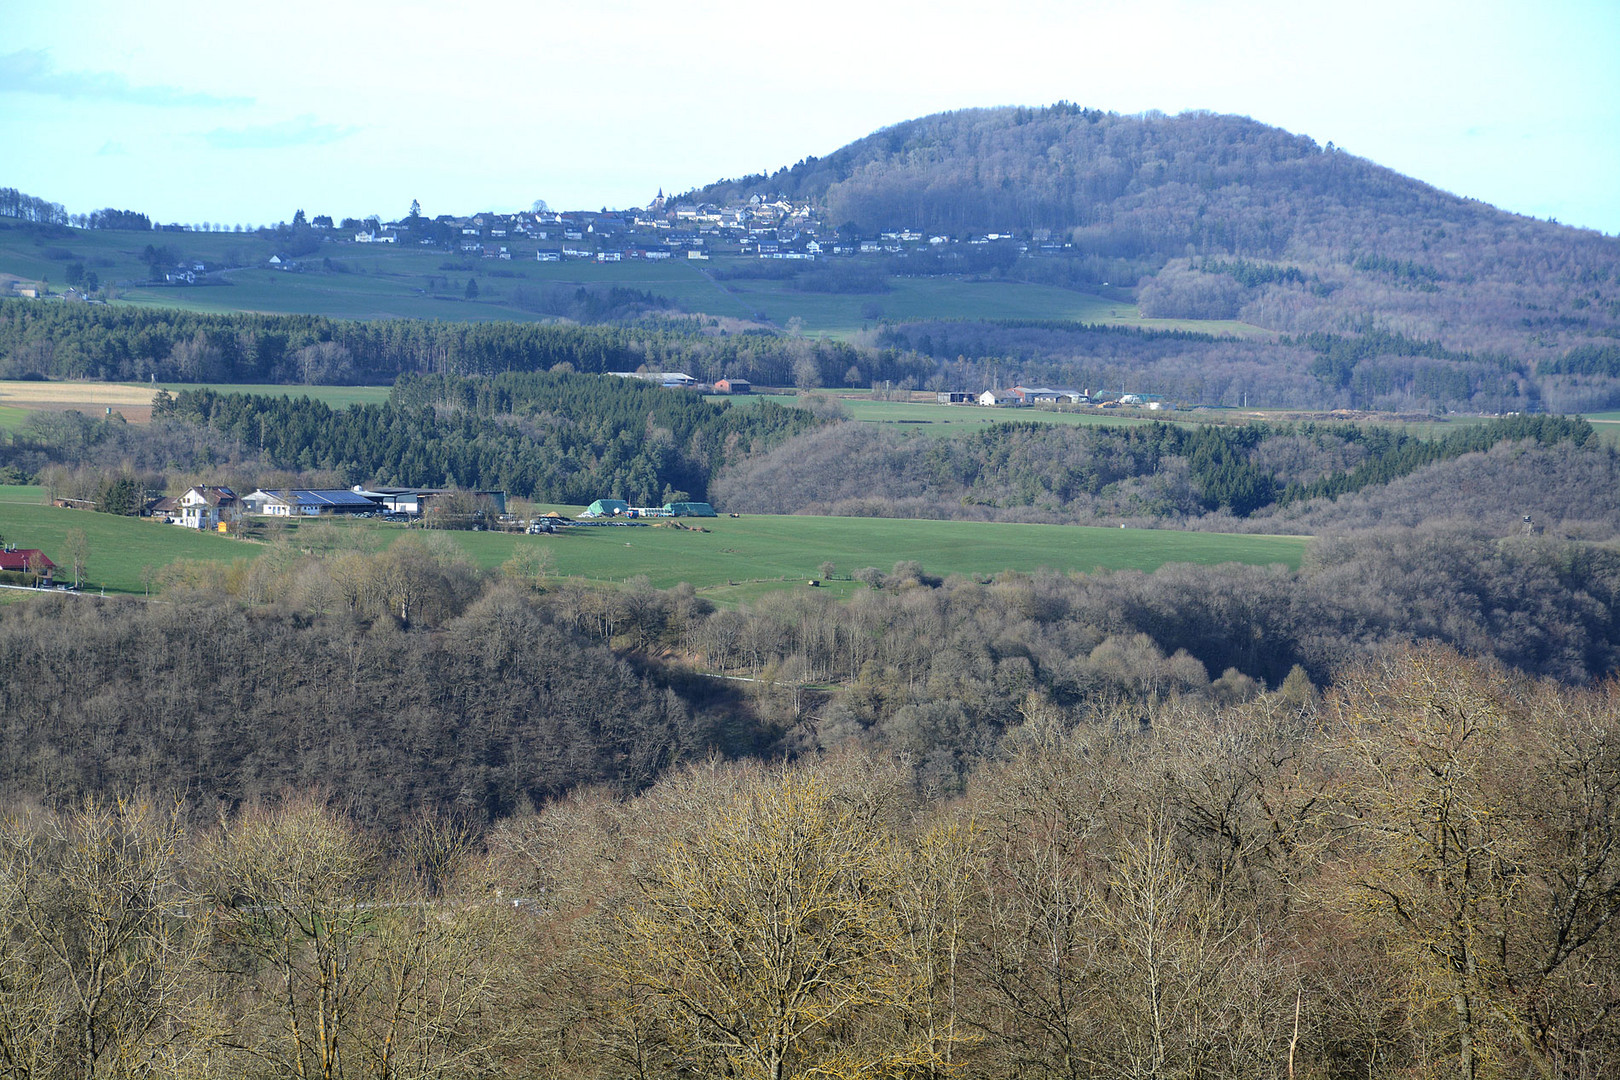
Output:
[{"xmin": 3, "ymin": 0, "xmax": 1617, "ymax": 233}]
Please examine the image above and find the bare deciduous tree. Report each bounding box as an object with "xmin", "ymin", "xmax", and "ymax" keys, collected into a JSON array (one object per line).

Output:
[
  {"xmin": 0, "ymin": 798, "xmax": 198, "ymax": 1080},
  {"xmin": 203, "ymin": 799, "xmax": 503, "ymax": 1080},
  {"xmin": 606, "ymin": 766, "xmax": 954, "ymax": 1080}
]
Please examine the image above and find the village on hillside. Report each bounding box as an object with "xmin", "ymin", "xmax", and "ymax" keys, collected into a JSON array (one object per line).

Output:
[{"xmin": 288, "ymin": 193, "xmax": 1050, "ymax": 268}]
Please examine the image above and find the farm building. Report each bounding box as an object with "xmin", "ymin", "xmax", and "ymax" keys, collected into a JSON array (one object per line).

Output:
[
  {"xmin": 242, "ymin": 488, "xmax": 378, "ymax": 517},
  {"xmin": 580, "ymin": 499, "xmax": 715, "ymax": 518},
  {"xmin": 350, "ymin": 486, "xmax": 507, "ymax": 516},
  {"xmin": 714, "ymin": 378, "xmax": 752, "ymax": 394},
  {"xmin": 981, "ymin": 386, "xmax": 1084, "ymax": 406},
  {"xmin": 608, "ymin": 371, "xmax": 699, "ymax": 388},
  {"xmin": 351, "ymin": 486, "xmax": 433, "ymax": 514}
]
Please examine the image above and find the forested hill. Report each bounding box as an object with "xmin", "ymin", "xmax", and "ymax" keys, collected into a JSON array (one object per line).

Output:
[{"xmin": 693, "ymin": 105, "xmax": 1620, "ymax": 363}]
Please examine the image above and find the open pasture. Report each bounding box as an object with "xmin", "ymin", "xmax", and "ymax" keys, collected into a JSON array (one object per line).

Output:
[
  {"xmin": 516, "ymin": 513, "xmax": 1307, "ymax": 596},
  {"xmin": 352, "ymin": 510, "xmax": 1308, "ymax": 597}
]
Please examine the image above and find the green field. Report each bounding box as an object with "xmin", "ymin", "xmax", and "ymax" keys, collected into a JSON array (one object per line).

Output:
[
  {"xmin": 454, "ymin": 515, "xmax": 1309, "ymax": 599},
  {"xmin": 0, "ymin": 486, "xmax": 1309, "ymax": 599},
  {"xmin": 0, "ymin": 221, "xmax": 1269, "ymax": 338}
]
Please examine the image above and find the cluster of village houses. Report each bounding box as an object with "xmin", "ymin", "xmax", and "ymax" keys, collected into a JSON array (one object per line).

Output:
[{"xmin": 278, "ymin": 191, "xmax": 1059, "ymax": 268}]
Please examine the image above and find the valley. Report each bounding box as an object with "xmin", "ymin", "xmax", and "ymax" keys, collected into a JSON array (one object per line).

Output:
[{"xmin": 3, "ymin": 93, "xmax": 1619, "ymax": 1078}]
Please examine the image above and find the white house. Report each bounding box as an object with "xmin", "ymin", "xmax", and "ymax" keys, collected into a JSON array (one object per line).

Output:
[{"xmin": 175, "ymin": 486, "xmax": 238, "ymax": 530}]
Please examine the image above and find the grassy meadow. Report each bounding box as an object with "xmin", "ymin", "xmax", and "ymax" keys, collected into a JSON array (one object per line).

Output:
[{"xmin": 0, "ymin": 485, "xmax": 1309, "ymax": 600}]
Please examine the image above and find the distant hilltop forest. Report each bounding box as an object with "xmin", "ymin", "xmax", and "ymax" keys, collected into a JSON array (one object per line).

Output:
[
  {"xmin": 691, "ymin": 105, "xmax": 1619, "ymax": 360},
  {"xmin": 4, "ymin": 104, "xmax": 1619, "ymax": 412}
]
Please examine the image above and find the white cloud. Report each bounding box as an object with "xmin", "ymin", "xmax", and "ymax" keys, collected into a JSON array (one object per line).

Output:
[{"xmin": 0, "ymin": 48, "xmax": 252, "ymax": 107}]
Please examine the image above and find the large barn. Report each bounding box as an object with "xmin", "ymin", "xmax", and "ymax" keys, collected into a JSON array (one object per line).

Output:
[{"xmin": 242, "ymin": 489, "xmax": 379, "ymax": 516}]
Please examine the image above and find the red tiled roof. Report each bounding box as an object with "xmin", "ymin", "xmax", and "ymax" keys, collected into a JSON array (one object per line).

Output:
[{"xmin": 0, "ymin": 549, "xmax": 54, "ymax": 572}]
